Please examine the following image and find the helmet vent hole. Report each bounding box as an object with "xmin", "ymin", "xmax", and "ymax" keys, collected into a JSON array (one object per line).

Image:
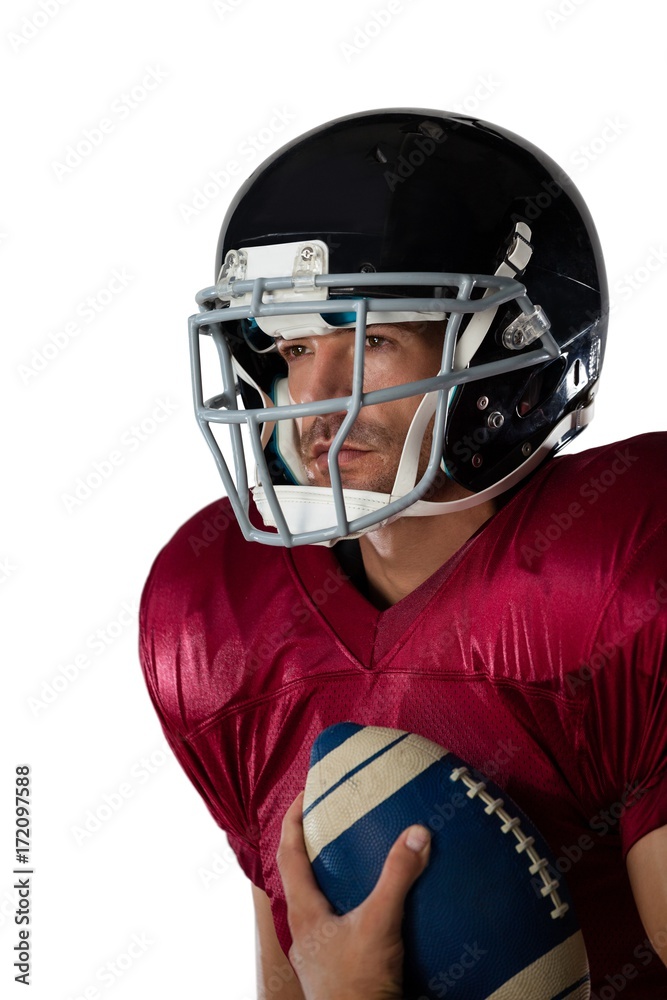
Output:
[
  {"xmin": 517, "ymin": 356, "xmax": 567, "ymax": 418},
  {"xmin": 573, "ymin": 359, "xmax": 582, "ymax": 387},
  {"xmin": 418, "ymin": 120, "xmax": 444, "ymax": 140}
]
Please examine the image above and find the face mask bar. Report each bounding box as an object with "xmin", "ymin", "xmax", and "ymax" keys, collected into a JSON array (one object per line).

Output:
[{"xmin": 189, "ymin": 270, "xmax": 561, "ymax": 547}]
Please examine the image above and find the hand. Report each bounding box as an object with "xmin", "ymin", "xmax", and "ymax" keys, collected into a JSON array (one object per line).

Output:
[{"xmin": 276, "ymin": 789, "xmax": 432, "ymax": 1000}]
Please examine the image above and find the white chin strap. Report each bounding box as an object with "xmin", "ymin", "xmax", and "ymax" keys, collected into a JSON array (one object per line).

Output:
[
  {"xmin": 454, "ymin": 220, "xmax": 533, "ymax": 369},
  {"xmin": 253, "ymin": 402, "xmax": 594, "ymax": 545}
]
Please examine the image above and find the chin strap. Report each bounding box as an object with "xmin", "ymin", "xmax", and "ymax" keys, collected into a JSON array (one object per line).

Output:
[
  {"xmin": 389, "ymin": 392, "xmax": 440, "ymax": 497},
  {"xmin": 253, "ymin": 400, "xmax": 594, "ymax": 545},
  {"xmin": 453, "ymin": 221, "xmax": 533, "ymax": 370},
  {"xmin": 399, "ymin": 401, "xmax": 592, "ymax": 516}
]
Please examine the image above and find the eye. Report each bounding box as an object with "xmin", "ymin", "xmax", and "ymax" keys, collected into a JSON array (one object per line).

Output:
[
  {"xmin": 278, "ymin": 342, "xmax": 310, "ymax": 362},
  {"xmin": 365, "ymin": 334, "xmax": 388, "ymax": 348}
]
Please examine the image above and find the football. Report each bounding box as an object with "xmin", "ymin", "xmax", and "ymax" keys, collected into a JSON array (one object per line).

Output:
[{"xmin": 302, "ymin": 722, "xmax": 590, "ymax": 1000}]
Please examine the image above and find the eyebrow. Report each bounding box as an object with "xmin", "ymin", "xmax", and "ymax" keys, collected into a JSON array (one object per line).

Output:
[
  {"xmin": 273, "ymin": 322, "xmax": 433, "ymax": 350},
  {"xmin": 274, "ymin": 329, "xmax": 353, "ymax": 346}
]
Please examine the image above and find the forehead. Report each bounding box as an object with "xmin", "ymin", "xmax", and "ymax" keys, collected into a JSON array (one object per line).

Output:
[
  {"xmin": 369, "ymin": 319, "xmax": 441, "ymax": 336},
  {"xmin": 275, "ymin": 319, "xmax": 444, "ymax": 344}
]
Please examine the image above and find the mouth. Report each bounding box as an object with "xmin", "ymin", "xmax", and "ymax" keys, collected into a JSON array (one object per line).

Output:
[{"xmin": 310, "ymin": 441, "xmax": 371, "ymax": 476}]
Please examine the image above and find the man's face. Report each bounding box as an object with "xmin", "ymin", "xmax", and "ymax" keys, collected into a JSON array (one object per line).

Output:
[{"xmin": 275, "ymin": 320, "xmax": 446, "ymax": 494}]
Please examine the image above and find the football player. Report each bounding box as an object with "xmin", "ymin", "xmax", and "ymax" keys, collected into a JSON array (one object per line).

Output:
[{"xmin": 140, "ymin": 109, "xmax": 667, "ymax": 998}]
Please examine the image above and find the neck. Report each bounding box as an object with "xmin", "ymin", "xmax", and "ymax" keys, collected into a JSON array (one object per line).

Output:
[{"xmin": 358, "ymin": 496, "xmax": 496, "ymax": 609}]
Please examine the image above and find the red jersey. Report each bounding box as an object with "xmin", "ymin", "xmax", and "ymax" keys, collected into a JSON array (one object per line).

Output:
[{"xmin": 139, "ymin": 432, "xmax": 667, "ymax": 997}]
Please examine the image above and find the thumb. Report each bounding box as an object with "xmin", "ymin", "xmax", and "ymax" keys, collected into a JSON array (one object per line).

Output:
[{"xmin": 363, "ymin": 825, "xmax": 431, "ymax": 935}]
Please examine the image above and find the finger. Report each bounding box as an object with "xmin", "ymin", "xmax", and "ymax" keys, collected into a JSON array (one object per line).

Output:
[
  {"xmin": 363, "ymin": 825, "xmax": 431, "ymax": 936},
  {"xmin": 276, "ymin": 790, "xmax": 332, "ymax": 924}
]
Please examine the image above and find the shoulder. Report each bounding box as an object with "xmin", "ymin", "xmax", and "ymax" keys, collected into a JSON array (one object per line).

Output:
[
  {"xmin": 536, "ymin": 431, "xmax": 667, "ymax": 508},
  {"xmin": 140, "ymin": 496, "xmax": 271, "ymax": 618},
  {"xmin": 147, "ymin": 495, "xmax": 243, "ymax": 570},
  {"xmin": 470, "ymin": 433, "xmax": 667, "ymax": 675},
  {"xmin": 505, "ymin": 432, "xmax": 667, "ymax": 572},
  {"xmin": 138, "ymin": 496, "xmax": 315, "ymax": 731}
]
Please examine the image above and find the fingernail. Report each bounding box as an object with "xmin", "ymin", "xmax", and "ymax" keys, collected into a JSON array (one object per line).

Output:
[{"xmin": 405, "ymin": 825, "xmax": 431, "ymax": 853}]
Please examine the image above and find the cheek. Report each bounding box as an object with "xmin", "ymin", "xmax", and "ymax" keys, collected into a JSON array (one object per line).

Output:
[
  {"xmin": 362, "ymin": 356, "xmax": 399, "ymax": 394},
  {"xmin": 287, "ymin": 385, "xmax": 304, "ymax": 437},
  {"xmin": 365, "ymin": 396, "xmax": 423, "ymax": 440},
  {"xmin": 363, "ymin": 343, "xmax": 442, "ymax": 394}
]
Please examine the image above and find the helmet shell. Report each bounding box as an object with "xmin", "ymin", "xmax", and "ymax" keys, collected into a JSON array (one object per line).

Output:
[{"xmin": 213, "ymin": 109, "xmax": 607, "ymax": 493}]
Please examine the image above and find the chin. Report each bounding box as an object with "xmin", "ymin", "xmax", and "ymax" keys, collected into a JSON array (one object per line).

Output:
[
  {"xmin": 304, "ymin": 460, "xmax": 395, "ymax": 494},
  {"xmin": 305, "ymin": 473, "xmax": 388, "ymax": 493}
]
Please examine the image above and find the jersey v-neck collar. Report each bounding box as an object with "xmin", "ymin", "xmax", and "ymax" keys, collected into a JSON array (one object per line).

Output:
[{"xmin": 286, "ymin": 531, "xmax": 478, "ymax": 669}]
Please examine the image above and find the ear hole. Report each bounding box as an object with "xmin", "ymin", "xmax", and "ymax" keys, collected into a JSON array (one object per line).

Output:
[{"xmin": 517, "ymin": 357, "xmax": 567, "ymax": 417}]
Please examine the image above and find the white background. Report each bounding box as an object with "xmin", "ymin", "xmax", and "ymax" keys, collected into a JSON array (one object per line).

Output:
[{"xmin": 2, "ymin": 1, "xmax": 665, "ymax": 997}]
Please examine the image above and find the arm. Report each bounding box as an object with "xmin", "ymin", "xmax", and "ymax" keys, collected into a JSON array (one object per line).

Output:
[
  {"xmin": 626, "ymin": 823, "xmax": 667, "ymax": 968},
  {"xmin": 252, "ymin": 883, "xmax": 306, "ymax": 1000}
]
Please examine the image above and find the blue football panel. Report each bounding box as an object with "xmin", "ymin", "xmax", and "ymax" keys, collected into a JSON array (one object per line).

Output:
[{"xmin": 307, "ymin": 721, "xmax": 364, "ymax": 767}]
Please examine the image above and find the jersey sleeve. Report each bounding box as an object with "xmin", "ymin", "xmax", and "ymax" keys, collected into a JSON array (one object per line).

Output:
[
  {"xmin": 579, "ymin": 517, "xmax": 667, "ymax": 859},
  {"xmin": 138, "ymin": 560, "xmax": 266, "ymax": 891}
]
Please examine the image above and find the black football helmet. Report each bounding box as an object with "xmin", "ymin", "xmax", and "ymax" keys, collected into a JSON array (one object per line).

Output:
[{"xmin": 189, "ymin": 109, "xmax": 607, "ymax": 546}]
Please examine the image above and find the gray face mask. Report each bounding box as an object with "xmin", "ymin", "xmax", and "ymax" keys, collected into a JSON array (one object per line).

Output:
[{"xmin": 189, "ymin": 236, "xmax": 567, "ymax": 549}]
